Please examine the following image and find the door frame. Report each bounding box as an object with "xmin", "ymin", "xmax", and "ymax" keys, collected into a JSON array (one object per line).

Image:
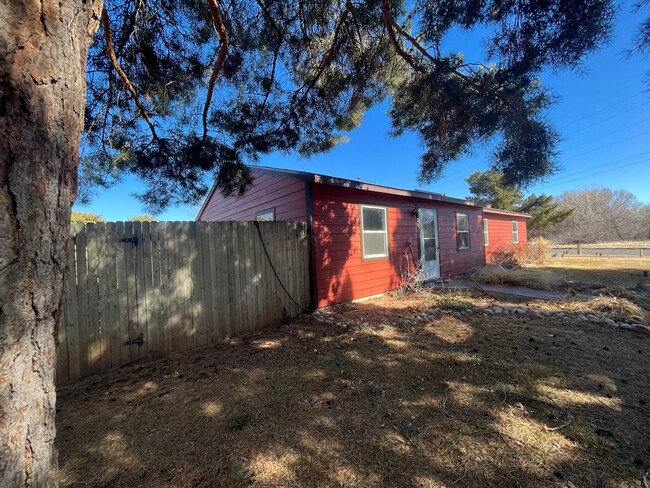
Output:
[{"xmin": 418, "ymin": 207, "xmax": 441, "ymax": 281}]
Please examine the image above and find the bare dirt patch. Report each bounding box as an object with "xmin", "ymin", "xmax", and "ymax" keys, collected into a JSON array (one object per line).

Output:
[{"xmin": 56, "ymin": 292, "xmax": 649, "ymax": 487}]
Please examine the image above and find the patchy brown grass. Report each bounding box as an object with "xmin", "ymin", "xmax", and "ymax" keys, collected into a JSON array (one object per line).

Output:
[
  {"xmin": 562, "ymin": 295, "xmax": 650, "ymax": 323},
  {"xmin": 469, "ymin": 265, "xmax": 553, "ymax": 290},
  {"xmin": 56, "ymin": 293, "xmax": 650, "ymax": 488},
  {"xmin": 552, "ymin": 240, "xmax": 650, "ymax": 249},
  {"xmin": 470, "ymin": 255, "xmax": 650, "ymax": 293}
]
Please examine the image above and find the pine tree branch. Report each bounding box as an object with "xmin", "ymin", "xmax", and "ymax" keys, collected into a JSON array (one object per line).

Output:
[
  {"xmin": 381, "ymin": 0, "xmax": 426, "ymax": 73},
  {"xmin": 101, "ymin": 7, "xmax": 158, "ymax": 139},
  {"xmin": 203, "ymin": 0, "xmax": 230, "ymax": 140},
  {"xmin": 293, "ymin": 4, "xmax": 351, "ymax": 107}
]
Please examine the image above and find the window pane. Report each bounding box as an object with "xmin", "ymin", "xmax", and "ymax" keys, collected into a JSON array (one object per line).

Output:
[
  {"xmin": 457, "ymin": 231, "xmax": 470, "ymax": 249},
  {"xmin": 483, "ymin": 218, "xmax": 489, "ymax": 246},
  {"xmin": 421, "ymin": 213, "xmax": 436, "ymax": 238},
  {"xmin": 456, "ymin": 213, "xmax": 469, "ymax": 231},
  {"xmin": 256, "ymin": 210, "xmax": 274, "ymax": 221},
  {"xmin": 424, "ymin": 238, "xmax": 437, "ymax": 261},
  {"xmin": 512, "ymin": 221, "xmax": 518, "ymax": 231},
  {"xmin": 363, "ymin": 233, "xmax": 387, "ymax": 256},
  {"xmin": 362, "ymin": 208, "xmax": 386, "ymax": 231}
]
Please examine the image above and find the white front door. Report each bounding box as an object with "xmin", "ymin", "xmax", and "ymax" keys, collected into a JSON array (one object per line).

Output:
[{"xmin": 419, "ymin": 208, "xmax": 440, "ymax": 281}]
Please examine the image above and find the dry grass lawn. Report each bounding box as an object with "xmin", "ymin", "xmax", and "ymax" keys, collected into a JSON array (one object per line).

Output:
[
  {"xmin": 552, "ymin": 241, "xmax": 650, "ymax": 249},
  {"xmin": 471, "ymin": 255, "xmax": 650, "ymax": 293},
  {"xmin": 540, "ymin": 256, "xmax": 649, "ymax": 289},
  {"xmin": 56, "ymin": 291, "xmax": 650, "ymax": 487}
]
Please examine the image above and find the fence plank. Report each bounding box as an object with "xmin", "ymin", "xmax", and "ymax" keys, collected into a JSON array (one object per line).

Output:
[
  {"xmin": 190, "ymin": 221, "xmax": 207, "ymax": 348},
  {"xmin": 115, "ymin": 222, "xmax": 130, "ymax": 367},
  {"xmin": 86, "ymin": 223, "xmax": 102, "ymax": 374},
  {"xmin": 65, "ymin": 230, "xmax": 80, "ymax": 381},
  {"xmin": 179, "ymin": 222, "xmax": 192, "ymax": 351},
  {"xmin": 263, "ymin": 223, "xmax": 276, "ymax": 322},
  {"xmin": 237, "ymin": 222, "xmax": 249, "ymax": 333},
  {"xmin": 140, "ymin": 221, "xmax": 155, "ymax": 362},
  {"xmin": 168, "ymin": 222, "xmax": 182, "ymax": 353},
  {"xmin": 149, "ymin": 222, "xmax": 163, "ymax": 360},
  {"xmin": 201, "ymin": 222, "xmax": 216, "ymax": 343},
  {"xmin": 161, "ymin": 222, "xmax": 174, "ymax": 357},
  {"xmin": 216, "ymin": 222, "xmax": 229, "ymax": 339},
  {"xmin": 97, "ymin": 223, "xmax": 112, "ymax": 373},
  {"xmin": 123, "ymin": 221, "xmax": 139, "ymax": 363},
  {"xmin": 105, "ymin": 222, "xmax": 121, "ymax": 369}
]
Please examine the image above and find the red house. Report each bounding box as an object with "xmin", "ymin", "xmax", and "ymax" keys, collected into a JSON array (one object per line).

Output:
[
  {"xmin": 482, "ymin": 208, "xmax": 530, "ymax": 263},
  {"xmin": 197, "ymin": 167, "xmax": 529, "ymax": 308}
]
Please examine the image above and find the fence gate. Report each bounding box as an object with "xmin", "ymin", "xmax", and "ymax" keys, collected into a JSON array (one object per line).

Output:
[{"xmin": 57, "ymin": 221, "xmax": 310, "ymax": 384}]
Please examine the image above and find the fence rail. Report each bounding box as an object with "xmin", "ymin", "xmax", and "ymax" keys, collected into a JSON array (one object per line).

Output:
[{"xmin": 57, "ymin": 220, "xmax": 310, "ymax": 384}]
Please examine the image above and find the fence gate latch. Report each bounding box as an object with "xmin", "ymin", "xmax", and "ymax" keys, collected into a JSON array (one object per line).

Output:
[
  {"xmin": 118, "ymin": 235, "xmax": 139, "ymax": 246},
  {"xmin": 123, "ymin": 333, "xmax": 143, "ymax": 346}
]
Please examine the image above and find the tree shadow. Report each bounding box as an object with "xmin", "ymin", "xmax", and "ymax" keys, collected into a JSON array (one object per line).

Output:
[{"xmin": 56, "ymin": 297, "xmax": 649, "ymax": 487}]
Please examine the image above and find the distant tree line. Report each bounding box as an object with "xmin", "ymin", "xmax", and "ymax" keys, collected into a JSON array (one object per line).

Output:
[
  {"xmin": 549, "ymin": 189, "xmax": 650, "ymax": 243},
  {"xmin": 70, "ymin": 211, "xmax": 155, "ymax": 224},
  {"xmin": 466, "ymin": 171, "xmax": 649, "ymax": 243}
]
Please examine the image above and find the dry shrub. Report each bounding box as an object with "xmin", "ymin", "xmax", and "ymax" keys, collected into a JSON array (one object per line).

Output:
[
  {"xmin": 569, "ymin": 295, "xmax": 650, "ymax": 322},
  {"xmin": 489, "ymin": 238, "xmax": 549, "ymax": 266},
  {"xmin": 591, "ymin": 296, "xmax": 648, "ymax": 321},
  {"xmin": 396, "ymin": 251, "xmax": 425, "ymax": 296},
  {"xmin": 469, "ymin": 264, "xmax": 552, "ymax": 290},
  {"xmin": 526, "ymin": 237, "xmax": 549, "ymax": 265},
  {"xmin": 488, "ymin": 244, "xmax": 528, "ymax": 266}
]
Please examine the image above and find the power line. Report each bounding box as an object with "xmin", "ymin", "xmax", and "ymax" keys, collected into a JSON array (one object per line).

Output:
[
  {"xmin": 560, "ymin": 118, "xmax": 650, "ymax": 152},
  {"xmin": 560, "ymin": 129, "xmax": 650, "ymax": 162},
  {"xmin": 535, "ymin": 159, "xmax": 650, "ymax": 191},
  {"xmin": 446, "ymin": 150, "xmax": 650, "ymax": 197},
  {"xmin": 564, "ymin": 101, "xmax": 650, "ymax": 137},
  {"xmin": 530, "ymin": 151, "xmax": 650, "ymax": 188},
  {"xmin": 560, "ymin": 90, "xmax": 648, "ymax": 129}
]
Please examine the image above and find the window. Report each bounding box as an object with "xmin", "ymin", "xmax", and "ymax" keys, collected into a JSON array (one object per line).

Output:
[
  {"xmin": 456, "ymin": 213, "xmax": 470, "ymax": 250},
  {"xmin": 483, "ymin": 218, "xmax": 489, "ymax": 247},
  {"xmin": 255, "ymin": 208, "xmax": 275, "ymax": 221},
  {"xmin": 512, "ymin": 220, "xmax": 519, "ymax": 244},
  {"xmin": 361, "ymin": 205, "xmax": 388, "ymax": 259}
]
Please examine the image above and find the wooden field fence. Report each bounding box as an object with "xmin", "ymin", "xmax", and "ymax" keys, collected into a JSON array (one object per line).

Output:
[{"xmin": 57, "ymin": 220, "xmax": 310, "ymax": 384}]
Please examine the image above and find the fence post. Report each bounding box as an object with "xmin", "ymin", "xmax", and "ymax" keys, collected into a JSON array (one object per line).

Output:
[{"xmin": 575, "ymin": 240, "xmax": 581, "ymax": 255}]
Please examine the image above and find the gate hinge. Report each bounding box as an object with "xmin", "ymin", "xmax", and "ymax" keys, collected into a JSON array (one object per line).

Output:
[
  {"xmin": 118, "ymin": 235, "xmax": 139, "ymax": 246},
  {"xmin": 123, "ymin": 333, "xmax": 143, "ymax": 346}
]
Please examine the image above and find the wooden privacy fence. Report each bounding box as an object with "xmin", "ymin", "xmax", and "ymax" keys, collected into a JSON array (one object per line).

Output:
[{"xmin": 57, "ymin": 220, "xmax": 310, "ymax": 384}]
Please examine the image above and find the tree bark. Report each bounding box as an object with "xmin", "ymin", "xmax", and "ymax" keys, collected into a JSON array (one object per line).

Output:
[{"xmin": 0, "ymin": 1, "xmax": 100, "ymax": 486}]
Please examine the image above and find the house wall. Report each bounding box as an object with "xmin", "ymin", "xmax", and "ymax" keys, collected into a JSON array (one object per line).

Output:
[
  {"xmin": 312, "ymin": 184, "xmax": 485, "ymax": 307},
  {"xmin": 197, "ymin": 171, "xmax": 307, "ymax": 221},
  {"xmin": 483, "ymin": 212, "xmax": 528, "ymax": 262}
]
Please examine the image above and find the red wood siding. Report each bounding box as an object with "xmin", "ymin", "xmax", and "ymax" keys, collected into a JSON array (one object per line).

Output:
[
  {"xmin": 312, "ymin": 184, "xmax": 485, "ymax": 307},
  {"xmin": 198, "ymin": 172, "xmax": 307, "ymax": 221},
  {"xmin": 483, "ymin": 212, "xmax": 528, "ymax": 262}
]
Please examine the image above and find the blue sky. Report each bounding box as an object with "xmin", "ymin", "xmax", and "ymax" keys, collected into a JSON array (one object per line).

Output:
[{"xmin": 75, "ymin": 3, "xmax": 650, "ymax": 221}]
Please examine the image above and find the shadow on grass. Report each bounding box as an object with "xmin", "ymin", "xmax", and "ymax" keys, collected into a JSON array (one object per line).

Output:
[{"xmin": 56, "ymin": 298, "xmax": 650, "ymax": 487}]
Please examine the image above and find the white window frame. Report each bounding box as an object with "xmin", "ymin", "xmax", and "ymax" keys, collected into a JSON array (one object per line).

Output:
[
  {"xmin": 512, "ymin": 220, "xmax": 519, "ymax": 244},
  {"xmin": 255, "ymin": 208, "xmax": 275, "ymax": 221},
  {"xmin": 360, "ymin": 205, "xmax": 389, "ymax": 259},
  {"xmin": 456, "ymin": 213, "xmax": 470, "ymax": 250},
  {"xmin": 483, "ymin": 218, "xmax": 489, "ymax": 247}
]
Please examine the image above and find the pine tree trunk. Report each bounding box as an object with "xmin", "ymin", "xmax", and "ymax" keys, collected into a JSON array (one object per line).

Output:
[{"xmin": 0, "ymin": 1, "xmax": 100, "ymax": 485}]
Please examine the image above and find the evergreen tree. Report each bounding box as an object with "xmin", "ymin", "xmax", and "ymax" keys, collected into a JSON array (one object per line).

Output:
[
  {"xmin": 128, "ymin": 214, "xmax": 156, "ymax": 222},
  {"xmin": 466, "ymin": 170, "xmax": 523, "ymax": 210},
  {"xmin": 466, "ymin": 170, "xmax": 572, "ymax": 232},
  {"xmin": 70, "ymin": 211, "xmax": 106, "ymax": 224}
]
